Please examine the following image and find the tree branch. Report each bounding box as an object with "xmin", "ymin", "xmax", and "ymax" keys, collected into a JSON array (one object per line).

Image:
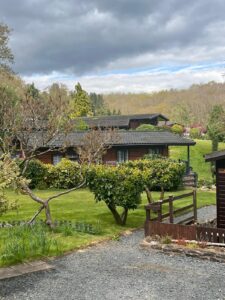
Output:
[
  {"xmin": 46, "ymin": 180, "xmax": 86, "ymax": 203},
  {"xmin": 27, "ymin": 205, "xmax": 44, "ymax": 224}
]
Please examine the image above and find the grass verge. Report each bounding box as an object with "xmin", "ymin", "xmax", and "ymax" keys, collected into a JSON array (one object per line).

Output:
[{"xmin": 0, "ymin": 188, "xmax": 216, "ymax": 267}]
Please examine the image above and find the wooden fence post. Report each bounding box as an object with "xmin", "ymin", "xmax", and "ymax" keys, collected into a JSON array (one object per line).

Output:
[
  {"xmin": 169, "ymin": 195, "xmax": 174, "ymax": 223},
  {"xmin": 193, "ymin": 189, "xmax": 197, "ymax": 223},
  {"xmin": 145, "ymin": 205, "xmax": 151, "ymax": 221},
  {"xmin": 157, "ymin": 201, "xmax": 163, "ymax": 222}
]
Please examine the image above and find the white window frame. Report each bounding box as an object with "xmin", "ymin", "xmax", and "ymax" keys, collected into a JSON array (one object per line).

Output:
[
  {"xmin": 117, "ymin": 149, "xmax": 129, "ymax": 163},
  {"xmin": 52, "ymin": 153, "xmax": 63, "ymax": 165}
]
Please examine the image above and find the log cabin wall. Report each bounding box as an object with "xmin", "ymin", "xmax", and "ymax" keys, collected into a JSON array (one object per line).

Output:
[
  {"xmin": 37, "ymin": 146, "xmax": 169, "ymax": 165},
  {"xmin": 102, "ymin": 146, "xmax": 168, "ymax": 164},
  {"xmin": 37, "ymin": 152, "xmax": 53, "ymax": 164},
  {"xmin": 216, "ymin": 160, "xmax": 225, "ymax": 228}
]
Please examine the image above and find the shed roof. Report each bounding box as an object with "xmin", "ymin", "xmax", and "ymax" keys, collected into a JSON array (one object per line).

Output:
[
  {"xmin": 30, "ymin": 130, "xmax": 195, "ymax": 148},
  {"xmin": 76, "ymin": 114, "xmax": 169, "ymax": 128},
  {"xmin": 205, "ymin": 149, "xmax": 225, "ymax": 162}
]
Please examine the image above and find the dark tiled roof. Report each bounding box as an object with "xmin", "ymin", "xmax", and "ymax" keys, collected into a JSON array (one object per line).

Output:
[
  {"xmin": 205, "ymin": 149, "xmax": 225, "ymax": 162},
  {"xmin": 76, "ymin": 114, "xmax": 169, "ymax": 128},
  {"xmin": 31, "ymin": 131, "xmax": 195, "ymax": 148}
]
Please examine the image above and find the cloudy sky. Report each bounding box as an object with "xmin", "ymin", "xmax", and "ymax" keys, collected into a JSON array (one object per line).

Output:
[{"xmin": 1, "ymin": 0, "xmax": 225, "ymax": 93}]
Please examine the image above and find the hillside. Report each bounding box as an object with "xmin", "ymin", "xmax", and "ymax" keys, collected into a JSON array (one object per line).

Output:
[
  {"xmin": 170, "ymin": 139, "xmax": 225, "ymax": 182},
  {"xmin": 103, "ymin": 82, "xmax": 225, "ymax": 126}
]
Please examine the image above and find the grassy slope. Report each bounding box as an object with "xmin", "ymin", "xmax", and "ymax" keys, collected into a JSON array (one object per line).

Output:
[{"xmin": 170, "ymin": 139, "xmax": 225, "ymax": 181}]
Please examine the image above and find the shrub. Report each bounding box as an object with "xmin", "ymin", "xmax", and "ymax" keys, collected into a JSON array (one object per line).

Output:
[
  {"xmin": 190, "ymin": 127, "xmax": 201, "ymax": 139},
  {"xmin": 136, "ymin": 124, "xmax": 156, "ymax": 131},
  {"xmin": 160, "ymin": 235, "xmax": 172, "ymax": 244},
  {"xmin": 75, "ymin": 119, "xmax": 89, "ymax": 131},
  {"xmin": 87, "ymin": 165, "xmax": 144, "ymax": 225},
  {"xmin": 123, "ymin": 158, "xmax": 185, "ymax": 191},
  {"xmin": 19, "ymin": 159, "xmax": 48, "ymax": 189},
  {"xmin": 171, "ymin": 124, "xmax": 184, "ymax": 135},
  {"xmin": 46, "ymin": 158, "xmax": 84, "ymax": 189}
]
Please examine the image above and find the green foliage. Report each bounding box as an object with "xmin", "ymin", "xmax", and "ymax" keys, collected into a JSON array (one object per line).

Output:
[
  {"xmin": 87, "ymin": 159, "xmax": 184, "ymax": 224},
  {"xmin": 70, "ymin": 82, "xmax": 92, "ymax": 117},
  {"xmin": 160, "ymin": 235, "xmax": 172, "ymax": 244},
  {"xmin": 87, "ymin": 165, "xmax": 144, "ymax": 225},
  {"xmin": 75, "ymin": 119, "xmax": 89, "ymax": 131},
  {"xmin": 0, "ymin": 23, "xmax": 14, "ymax": 70},
  {"xmin": 89, "ymin": 93, "xmax": 109, "ymax": 116},
  {"xmin": 87, "ymin": 165, "xmax": 144, "ymax": 209},
  {"xmin": 20, "ymin": 159, "xmax": 48, "ymax": 189},
  {"xmin": 207, "ymin": 105, "xmax": 225, "ymax": 152},
  {"xmin": 0, "ymin": 155, "xmax": 24, "ymax": 215},
  {"xmin": 47, "ymin": 158, "xmax": 83, "ymax": 189},
  {"xmin": 171, "ymin": 124, "xmax": 184, "ymax": 135},
  {"xmin": 136, "ymin": 124, "xmax": 156, "ymax": 131},
  {"xmin": 0, "ymin": 224, "xmax": 62, "ymax": 266},
  {"xmin": 123, "ymin": 159, "xmax": 185, "ymax": 191},
  {"xmin": 190, "ymin": 128, "xmax": 201, "ymax": 139},
  {"xmin": 26, "ymin": 83, "xmax": 39, "ymax": 99}
]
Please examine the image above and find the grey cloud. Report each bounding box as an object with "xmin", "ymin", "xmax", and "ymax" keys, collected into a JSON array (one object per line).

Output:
[{"xmin": 1, "ymin": 0, "xmax": 225, "ymax": 75}]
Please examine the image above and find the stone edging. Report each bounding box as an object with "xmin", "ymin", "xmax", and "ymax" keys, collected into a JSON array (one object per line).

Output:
[
  {"xmin": 140, "ymin": 239, "xmax": 225, "ymax": 263},
  {"xmin": 0, "ymin": 260, "xmax": 54, "ymax": 280}
]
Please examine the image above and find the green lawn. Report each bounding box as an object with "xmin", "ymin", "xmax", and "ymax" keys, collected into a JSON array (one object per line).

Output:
[
  {"xmin": 0, "ymin": 188, "xmax": 216, "ymax": 266},
  {"xmin": 170, "ymin": 139, "xmax": 225, "ymax": 181}
]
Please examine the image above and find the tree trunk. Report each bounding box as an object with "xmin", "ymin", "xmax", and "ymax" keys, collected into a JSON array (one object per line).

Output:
[
  {"xmin": 145, "ymin": 186, "xmax": 153, "ymax": 203},
  {"xmin": 160, "ymin": 187, "xmax": 164, "ymax": 200},
  {"xmin": 44, "ymin": 202, "xmax": 54, "ymax": 228},
  {"xmin": 107, "ymin": 203, "xmax": 124, "ymax": 225},
  {"xmin": 121, "ymin": 208, "xmax": 128, "ymax": 225}
]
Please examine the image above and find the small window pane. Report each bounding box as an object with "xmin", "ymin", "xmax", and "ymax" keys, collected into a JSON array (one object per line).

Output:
[
  {"xmin": 117, "ymin": 150, "xmax": 129, "ymax": 163},
  {"xmin": 53, "ymin": 154, "xmax": 62, "ymax": 165}
]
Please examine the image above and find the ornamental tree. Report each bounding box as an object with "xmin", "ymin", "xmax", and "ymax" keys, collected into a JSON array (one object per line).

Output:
[{"xmin": 87, "ymin": 165, "xmax": 145, "ymax": 225}]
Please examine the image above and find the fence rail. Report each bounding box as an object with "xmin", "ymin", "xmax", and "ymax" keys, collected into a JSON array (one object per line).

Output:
[
  {"xmin": 145, "ymin": 221, "xmax": 225, "ymax": 244},
  {"xmin": 144, "ymin": 190, "xmax": 225, "ymax": 244},
  {"xmin": 145, "ymin": 190, "xmax": 197, "ymax": 225}
]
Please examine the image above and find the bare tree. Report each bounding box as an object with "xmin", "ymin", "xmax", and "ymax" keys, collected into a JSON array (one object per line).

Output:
[
  {"xmin": 77, "ymin": 128, "xmax": 118, "ymax": 164},
  {"xmin": 0, "ymin": 87, "xmax": 117, "ymax": 226}
]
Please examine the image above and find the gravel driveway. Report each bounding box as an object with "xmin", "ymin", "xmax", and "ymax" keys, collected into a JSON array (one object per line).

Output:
[{"xmin": 1, "ymin": 229, "xmax": 225, "ymax": 300}]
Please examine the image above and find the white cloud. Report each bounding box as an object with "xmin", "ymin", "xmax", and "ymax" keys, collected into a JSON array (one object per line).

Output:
[{"xmin": 23, "ymin": 64, "xmax": 224, "ymax": 93}]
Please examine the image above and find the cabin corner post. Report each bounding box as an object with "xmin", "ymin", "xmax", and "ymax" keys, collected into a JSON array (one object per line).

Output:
[
  {"xmin": 187, "ymin": 145, "xmax": 190, "ymax": 173},
  {"xmin": 193, "ymin": 189, "xmax": 197, "ymax": 223}
]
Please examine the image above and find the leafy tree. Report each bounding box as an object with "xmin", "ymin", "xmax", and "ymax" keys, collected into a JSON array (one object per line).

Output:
[
  {"xmin": 87, "ymin": 165, "xmax": 144, "ymax": 225},
  {"xmin": 0, "ymin": 23, "xmax": 14, "ymax": 71},
  {"xmin": 26, "ymin": 83, "xmax": 39, "ymax": 100},
  {"xmin": 70, "ymin": 83, "xmax": 92, "ymax": 117},
  {"xmin": 171, "ymin": 124, "xmax": 184, "ymax": 135},
  {"xmin": 89, "ymin": 93, "xmax": 108, "ymax": 116},
  {"xmin": 136, "ymin": 124, "xmax": 156, "ymax": 131},
  {"xmin": 0, "ymin": 155, "xmax": 25, "ymax": 215},
  {"xmin": 207, "ymin": 105, "xmax": 225, "ymax": 152},
  {"xmin": 87, "ymin": 158, "xmax": 185, "ymax": 225}
]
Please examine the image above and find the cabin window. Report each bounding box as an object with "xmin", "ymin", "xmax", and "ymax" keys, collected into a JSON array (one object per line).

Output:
[
  {"xmin": 117, "ymin": 149, "xmax": 129, "ymax": 163},
  {"xmin": 66, "ymin": 152, "xmax": 79, "ymax": 161},
  {"xmin": 148, "ymin": 147, "xmax": 161, "ymax": 155},
  {"xmin": 52, "ymin": 153, "xmax": 63, "ymax": 165}
]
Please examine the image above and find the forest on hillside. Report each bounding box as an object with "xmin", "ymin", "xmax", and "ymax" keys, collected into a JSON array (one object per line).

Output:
[{"xmin": 103, "ymin": 82, "xmax": 225, "ymax": 127}]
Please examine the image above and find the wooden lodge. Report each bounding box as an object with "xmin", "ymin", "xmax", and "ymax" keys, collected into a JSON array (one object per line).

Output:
[
  {"xmin": 36, "ymin": 130, "xmax": 195, "ymax": 167},
  {"xmin": 205, "ymin": 150, "xmax": 225, "ymax": 229},
  {"xmin": 20, "ymin": 113, "xmax": 195, "ymax": 168}
]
